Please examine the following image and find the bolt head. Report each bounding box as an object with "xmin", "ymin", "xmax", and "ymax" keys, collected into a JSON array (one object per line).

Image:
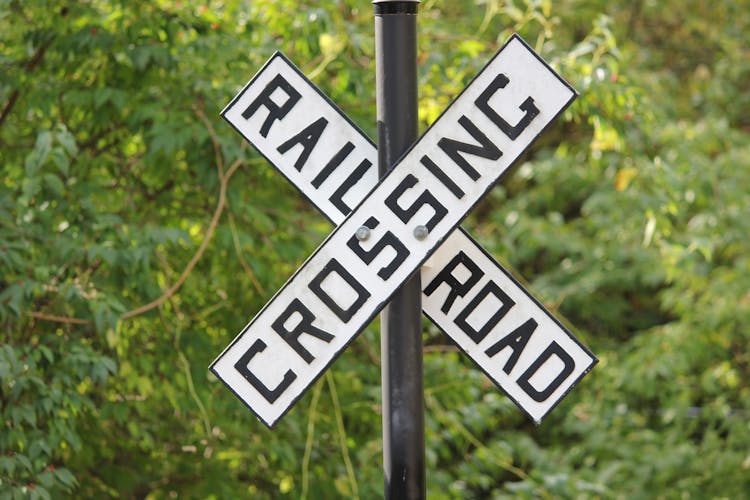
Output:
[
  {"xmin": 355, "ymin": 226, "xmax": 371, "ymax": 241},
  {"xmin": 413, "ymin": 225, "xmax": 429, "ymax": 240}
]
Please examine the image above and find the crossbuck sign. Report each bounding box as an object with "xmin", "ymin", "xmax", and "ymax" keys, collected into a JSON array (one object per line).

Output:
[{"xmin": 211, "ymin": 35, "xmax": 597, "ymax": 427}]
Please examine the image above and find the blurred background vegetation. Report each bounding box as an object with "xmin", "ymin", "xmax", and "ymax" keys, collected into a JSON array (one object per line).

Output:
[{"xmin": 1, "ymin": 0, "xmax": 749, "ymax": 498}]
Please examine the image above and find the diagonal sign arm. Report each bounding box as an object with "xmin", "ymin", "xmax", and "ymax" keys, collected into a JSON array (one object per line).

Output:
[{"xmin": 212, "ymin": 34, "xmax": 595, "ymax": 427}]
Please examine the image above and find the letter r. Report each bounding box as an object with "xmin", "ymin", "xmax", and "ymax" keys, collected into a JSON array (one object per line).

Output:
[{"xmin": 242, "ymin": 73, "xmax": 302, "ymax": 137}]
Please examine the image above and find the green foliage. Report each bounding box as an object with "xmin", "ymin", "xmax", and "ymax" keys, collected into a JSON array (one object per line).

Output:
[{"xmin": 1, "ymin": 0, "xmax": 748, "ymax": 498}]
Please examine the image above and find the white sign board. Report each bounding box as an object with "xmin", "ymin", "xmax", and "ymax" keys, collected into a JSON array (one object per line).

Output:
[
  {"xmin": 222, "ymin": 52, "xmax": 378, "ymax": 225},
  {"xmin": 220, "ymin": 46, "xmax": 596, "ymax": 423},
  {"xmin": 212, "ymin": 34, "xmax": 592, "ymax": 427},
  {"xmin": 422, "ymin": 234, "xmax": 595, "ymax": 422}
]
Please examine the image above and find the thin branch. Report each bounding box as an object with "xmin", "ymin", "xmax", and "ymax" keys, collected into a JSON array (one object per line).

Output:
[
  {"xmin": 28, "ymin": 105, "xmax": 248, "ymax": 325},
  {"xmin": 425, "ymin": 393, "xmax": 538, "ymax": 488},
  {"xmin": 326, "ymin": 371, "xmax": 360, "ymax": 500},
  {"xmin": 301, "ymin": 380, "xmax": 324, "ymax": 500},
  {"xmin": 227, "ymin": 211, "xmax": 266, "ymax": 296},
  {"xmin": 193, "ymin": 99, "xmax": 224, "ymax": 175},
  {"xmin": 80, "ymin": 126, "xmax": 116, "ymax": 151},
  {"xmin": 0, "ymin": 40, "xmax": 52, "ymax": 129},
  {"xmin": 0, "ymin": 91, "xmax": 20, "ymax": 130},
  {"xmin": 223, "ymin": 155, "xmax": 243, "ymax": 181},
  {"xmin": 31, "ymin": 164, "xmax": 244, "ymax": 325},
  {"xmin": 120, "ymin": 158, "xmax": 241, "ymax": 320},
  {"xmin": 165, "ymin": 309, "xmax": 213, "ymax": 439},
  {"xmin": 119, "ymin": 124, "xmax": 245, "ymax": 318},
  {"xmin": 26, "ymin": 312, "xmax": 92, "ymax": 325},
  {"xmin": 351, "ymin": 330, "xmax": 380, "ymax": 366}
]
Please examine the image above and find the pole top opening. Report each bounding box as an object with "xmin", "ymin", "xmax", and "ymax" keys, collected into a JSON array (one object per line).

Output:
[{"xmin": 373, "ymin": 0, "xmax": 419, "ymax": 14}]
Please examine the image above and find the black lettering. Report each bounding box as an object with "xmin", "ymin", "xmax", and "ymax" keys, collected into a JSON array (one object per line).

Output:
[
  {"xmin": 484, "ymin": 318, "xmax": 537, "ymax": 374},
  {"xmin": 384, "ymin": 173, "xmax": 448, "ymax": 232},
  {"xmin": 437, "ymin": 116, "xmax": 502, "ymax": 180},
  {"xmin": 234, "ymin": 339, "xmax": 296, "ymax": 404},
  {"xmin": 308, "ymin": 258, "xmax": 371, "ymax": 322},
  {"xmin": 517, "ymin": 341, "xmax": 575, "ymax": 402},
  {"xmin": 475, "ymin": 73, "xmax": 539, "ymax": 140},
  {"xmin": 424, "ymin": 250, "xmax": 483, "ymax": 314},
  {"xmin": 420, "ymin": 155, "xmax": 465, "ymax": 199},
  {"xmin": 271, "ymin": 299, "xmax": 334, "ymax": 364},
  {"xmin": 277, "ymin": 117, "xmax": 329, "ymax": 171},
  {"xmin": 242, "ymin": 74, "xmax": 302, "ymax": 137},
  {"xmin": 311, "ymin": 142, "xmax": 355, "ymax": 188},
  {"xmin": 346, "ymin": 216, "xmax": 409, "ymax": 281},
  {"xmin": 329, "ymin": 158, "xmax": 373, "ymax": 216},
  {"xmin": 454, "ymin": 281, "xmax": 515, "ymax": 343}
]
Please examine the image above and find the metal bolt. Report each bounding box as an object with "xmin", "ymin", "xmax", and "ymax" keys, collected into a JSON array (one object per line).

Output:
[
  {"xmin": 413, "ymin": 225, "xmax": 429, "ymax": 240},
  {"xmin": 355, "ymin": 226, "xmax": 371, "ymax": 241}
]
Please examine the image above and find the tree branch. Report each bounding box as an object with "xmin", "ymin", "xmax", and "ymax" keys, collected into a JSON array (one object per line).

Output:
[
  {"xmin": 26, "ymin": 312, "xmax": 93, "ymax": 325},
  {"xmin": 227, "ymin": 211, "xmax": 267, "ymax": 296},
  {"xmin": 0, "ymin": 40, "xmax": 52, "ymax": 129},
  {"xmin": 0, "ymin": 90, "xmax": 21, "ymax": 130},
  {"xmin": 120, "ymin": 157, "xmax": 242, "ymax": 320},
  {"xmin": 28, "ymin": 107, "xmax": 248, "ymax": 325}
]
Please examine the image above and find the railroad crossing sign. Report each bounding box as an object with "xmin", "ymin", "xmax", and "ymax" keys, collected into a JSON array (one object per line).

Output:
[{"xmin": 211, "ymin": 34, "xmax": 597, "ymax": 427}]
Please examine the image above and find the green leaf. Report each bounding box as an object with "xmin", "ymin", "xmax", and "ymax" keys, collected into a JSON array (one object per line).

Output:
[
  {"xmin": 37, "ymin": 470, "xmax": 55, "ymax": 489},
  {"xmin": 0, "ymin": 456, "xmax": 15, "ymax": 474},
  {"xmin": 25, "ymin": 131, "xmax": 53, "ymax": 175},
  {"xmin": 53, "ymin": 468, "xmax": 77, "ymax": 488},
  {"xmin": 43, "ymin": 173, "xmax": 65, "ymax": 198},
  {"xmin": 15, "ymin": 453, "xmax": 32, "ymax": 472},
  {"xmin": 32, "ymin": 486, "xmax": 52, "ymax": 500},
  {"xmin": 55, "ymin": 124, "xmax": 78, "ymax": 158},
  {"xmin": 48, "ymin": 149, "xmax": 70, "ymax": 177},
  {"xmin": 38, "ymin": 345, "xmax": 54, "ymax": 364}
]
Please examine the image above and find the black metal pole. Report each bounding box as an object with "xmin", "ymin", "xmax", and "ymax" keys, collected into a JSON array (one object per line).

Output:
[{"xmin": 373, "ymin": 1, "xmax": 425, "ymax": 499}]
